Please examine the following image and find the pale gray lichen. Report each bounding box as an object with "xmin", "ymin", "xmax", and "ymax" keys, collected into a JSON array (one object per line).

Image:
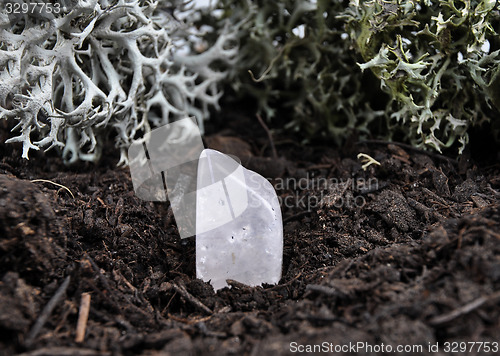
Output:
[{"xmin": 0, "ymin": 0, "xmax": 237, "ymax": 164}]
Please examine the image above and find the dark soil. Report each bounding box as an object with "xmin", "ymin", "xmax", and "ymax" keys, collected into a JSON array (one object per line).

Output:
[{"xmin": 1, "ymin": 114, "xmax": 500, "ymax": 356}]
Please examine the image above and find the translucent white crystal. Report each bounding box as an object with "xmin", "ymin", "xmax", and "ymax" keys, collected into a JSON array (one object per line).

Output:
[{"xmin": 196, "ymin": 149, "xmax": 283, "ymax": 290}]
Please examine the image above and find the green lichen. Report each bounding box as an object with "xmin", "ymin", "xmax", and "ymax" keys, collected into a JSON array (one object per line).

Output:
[
  {"xmin": 344, "ymin": 0, "xmax": 500, "ymax": 153},
  {"xmin": 204, "ymin": 0, "xmax": 500, "ymax": 153},
  {"xmin": 199, "ymin": 0, "xmax": 385, "ymax": 145}
]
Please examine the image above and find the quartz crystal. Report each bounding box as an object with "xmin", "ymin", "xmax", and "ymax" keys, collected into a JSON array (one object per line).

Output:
[{"xmin": 196, "ymin": 149, "xmax": 283, "ymax": 290}]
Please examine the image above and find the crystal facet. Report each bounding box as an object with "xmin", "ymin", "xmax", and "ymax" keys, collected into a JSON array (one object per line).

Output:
[{"xmin": 196, "ymin": 149, "xmax": 283, "ymax": 290}]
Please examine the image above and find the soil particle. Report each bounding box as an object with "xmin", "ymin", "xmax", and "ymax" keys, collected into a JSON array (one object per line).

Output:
[
  {"xmin": 371, "ymin": 190, "xmax": 419, "ymax": 233},
  {"xmin": 0, "ymin": 175, "xmax": 68, "ymax": 284}
]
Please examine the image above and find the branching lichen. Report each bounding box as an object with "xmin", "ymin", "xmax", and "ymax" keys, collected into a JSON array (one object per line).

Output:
[
  {"xmin": 204, "ymin": 0, "xmax": 500, "ymax": 153},
  {"xmin": 198, "ymin": 0, "xmax": 385, "ymax": 145},
  {"xmin": 0, "ymin": 0, "xmax": 236, "ymax": 163},
  {"xmin": 344, "ymin": 0, "xmax": 500, "ymax": 153},
  {"xmin": 3, "ymin": 0, "xmax": 498, "ymax": 160}
]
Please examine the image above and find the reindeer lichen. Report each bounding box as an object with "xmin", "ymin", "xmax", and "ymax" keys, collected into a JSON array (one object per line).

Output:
[{"xmin": 0, "ymin": 0, "xmax": 236, "ymax": 163}]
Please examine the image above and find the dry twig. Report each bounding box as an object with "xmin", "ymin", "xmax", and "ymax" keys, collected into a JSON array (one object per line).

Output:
[
  {"xmin": 25, "ymin": 276, "xmax": 71, "ymax": 348},
  {"xmin": 168, "ymin": 281, "xmax": 213, "ymax": 315},
  {"xmin": 256, "ymin": 113, "xmax": 278, "ymax": 159},
  {"xmin": 75, "ymin": 293, "xmax": 91, "ymax": 343},
  {"xmin": 31, "ymin": 179, "xmax": 75, "ymax": 199},
  {"xmin": 429, "ymin": 290, "xmax": 500, "ymax": 326}
]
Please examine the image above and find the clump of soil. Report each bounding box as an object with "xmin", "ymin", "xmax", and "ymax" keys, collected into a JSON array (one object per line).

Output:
[{"xmin": 0, "ymin": 116, "xmax": 499, "ymax": 355}]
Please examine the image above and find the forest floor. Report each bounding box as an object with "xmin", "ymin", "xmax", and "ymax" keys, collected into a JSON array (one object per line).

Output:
[{"xmin": 1, "ymin": 112, "xmax": 499, "ymax": 356}]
